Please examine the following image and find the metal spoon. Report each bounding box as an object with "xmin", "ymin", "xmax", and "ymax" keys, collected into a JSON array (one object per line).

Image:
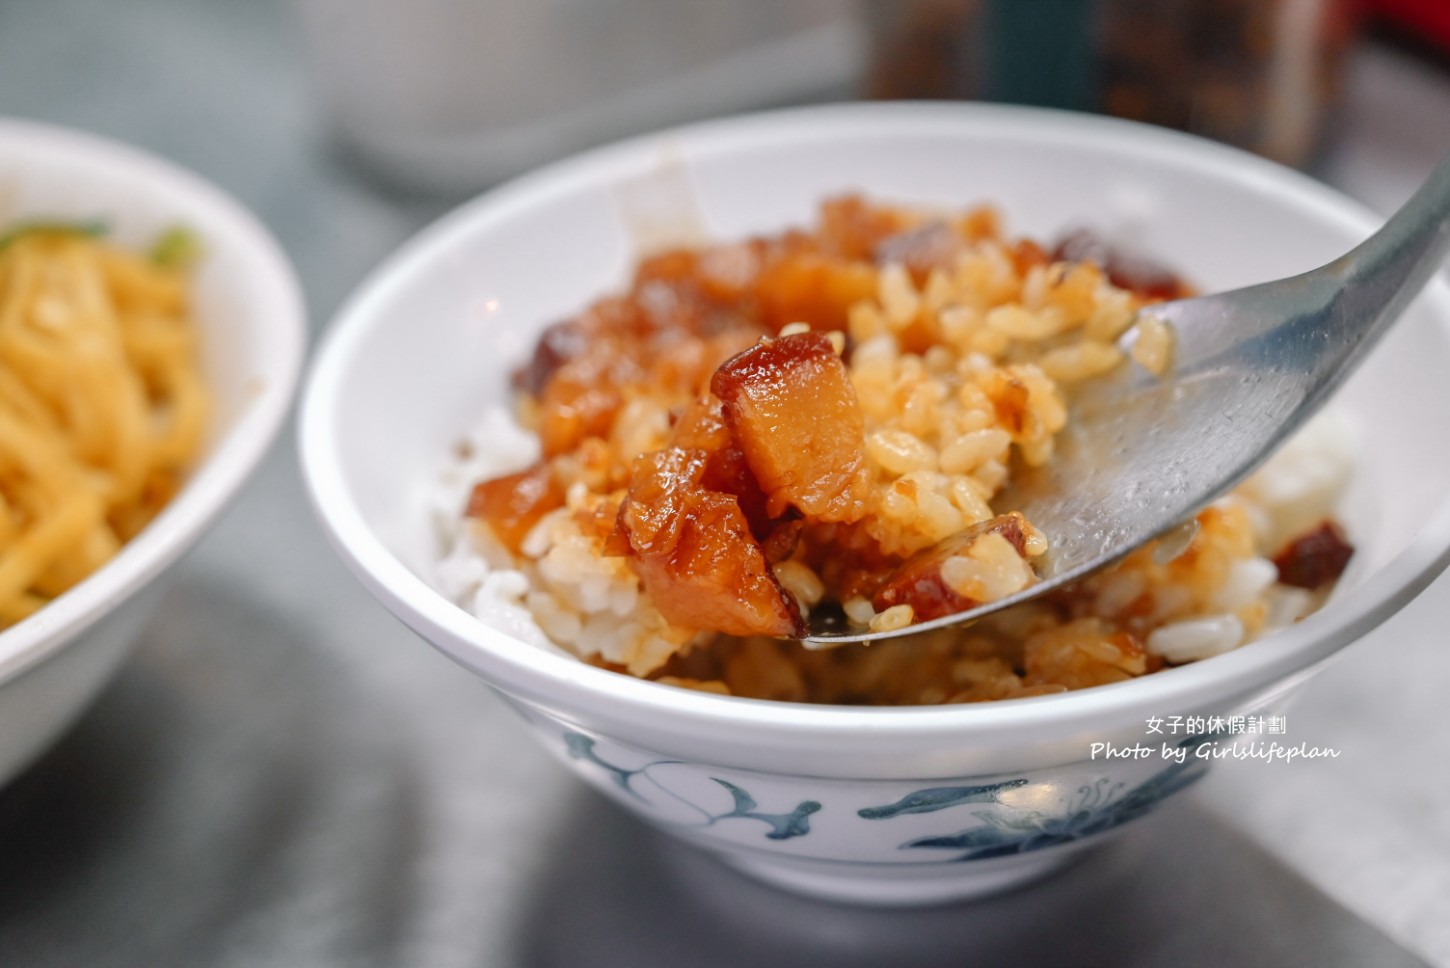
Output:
[{"xmin": 804, "ymin": 155, "xmax": 1450, "ymax": 645}]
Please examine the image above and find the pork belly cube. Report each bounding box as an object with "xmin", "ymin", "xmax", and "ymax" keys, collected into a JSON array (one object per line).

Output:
[
  {"xmin": 755, "ymin": 252, "xmax": 877, "ymax": 334},
  {"xmin": 629, "ymin": 490, "xmax": 805, "ymax": 638},
  {"xmin": 465, "ymin": 462, "xmax": 565, "ymax": 553},
  {"xmin": 611, "ymin": 447, "xmax": 710, "ymax": 556},
  {"xmin": 612, "ymin": 446, "xmax": 804, "ymax": 638},
  {"xmin": 711, "ymin": 332, "xmax": 870, "ymax": 523},
  {"xmin": 668, "ymin": 394, "xmax": 791, "ymax": 549}
]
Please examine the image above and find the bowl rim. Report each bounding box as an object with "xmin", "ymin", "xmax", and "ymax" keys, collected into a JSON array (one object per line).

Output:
[
  {"xmin": 0, "ymin": 117, "xmax": 306, "ymax": 683},
  {"xmin": 300, "ymin": 101, "xmax": 1450, "ymax": 745}
]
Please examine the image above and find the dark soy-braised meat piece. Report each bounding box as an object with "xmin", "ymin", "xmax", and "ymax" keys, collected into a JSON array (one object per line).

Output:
[
  {"xmin": 1273, "ymin": 520, "xmax": 1354, "ymax": 590},
  {"xmin": 873, "ymin": 222, "xmax": 963, "ymax": 284},
  {"xmin": 1052, "ymin": 229, "xmax": 1191, "ymax": 301}
]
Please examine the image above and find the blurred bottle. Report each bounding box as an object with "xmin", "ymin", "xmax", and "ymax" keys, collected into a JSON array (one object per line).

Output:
[
  {"xmin": 294, "ymin": 0, "xmax": 864, "ymax": 195},
  {"xmin": 865, "ymin": 0, "xmax": 1359, "ymax": 168}
]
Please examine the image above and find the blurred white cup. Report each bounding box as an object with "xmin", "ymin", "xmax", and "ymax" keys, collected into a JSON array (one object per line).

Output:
[{"xmin": 293, "ymin": 0, "xmax": 863, "ymax": 194}]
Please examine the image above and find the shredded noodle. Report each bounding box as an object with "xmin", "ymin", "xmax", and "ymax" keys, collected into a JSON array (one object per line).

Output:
[{"xmin": 0, "ymin": 227, "xmax": 207, "ymax": 627}]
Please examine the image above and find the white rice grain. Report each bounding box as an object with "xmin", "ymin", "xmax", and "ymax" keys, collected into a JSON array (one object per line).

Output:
[{"xmin": 1147, "ymin": 614, "xmax": 1245, "ymax": 663}]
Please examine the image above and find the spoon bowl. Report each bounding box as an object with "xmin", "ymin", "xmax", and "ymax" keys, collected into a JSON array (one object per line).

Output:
[{"xmin": 805, "ymin": 154, "xmax": 1450, "ymax": 645}]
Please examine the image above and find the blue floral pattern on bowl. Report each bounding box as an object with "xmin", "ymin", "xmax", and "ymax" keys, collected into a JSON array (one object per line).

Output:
[
  {"xmin": 859, "ymin": 734, "xmax": 1218, "ymax": 860},
  {"xmin": 565, "ymin": 731, "xmax": 821, "ymax": 840},
  {"xmin": 558, "ymin": 727, "xmax": 1217, "ymax": 858}
]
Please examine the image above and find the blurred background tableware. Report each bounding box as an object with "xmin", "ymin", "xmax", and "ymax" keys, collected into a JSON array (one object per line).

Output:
[
  {"xmin": 0, "ymin": 119, "xmax": 305, "ymax": 787},
  {"xmin": 864, "ymin": 0, "xmax": 1360, "ymax": 168},
  {"xmin": 292, "ymin": 0, "xmax": 865, "ymax": 194},
  {"xmin": 294, "ymin": 0, "xmax": 1376, "ymax": 198}
]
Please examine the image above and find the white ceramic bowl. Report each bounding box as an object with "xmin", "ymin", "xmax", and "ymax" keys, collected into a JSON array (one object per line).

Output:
[
  {"xmin": 0, "ymin": 119, "xmax": 305, "ymax": 785},
  {"xmin": 300, "ymin": 103, "xmax": 1450, "ymax": 905}
]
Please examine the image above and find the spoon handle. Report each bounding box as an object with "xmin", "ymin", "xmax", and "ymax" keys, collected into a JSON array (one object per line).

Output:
[{"xmin": 1325, "ymin": 153, "xmax": 1450, "ymax": 371}]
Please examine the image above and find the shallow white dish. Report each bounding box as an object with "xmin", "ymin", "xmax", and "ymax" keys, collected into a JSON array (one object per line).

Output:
[
  {"xmin": 300, "ymin": 103, "xmax": 1450, "ymax": 905},
  {"xmin": 0, "ymin": 119, "xmax": 305, "ymax": 785}
]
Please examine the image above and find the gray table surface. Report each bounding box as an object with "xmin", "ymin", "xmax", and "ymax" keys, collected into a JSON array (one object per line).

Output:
[{"xmin": 1, "ymin": 2, "xmax": 1448, "ymax": 965}]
